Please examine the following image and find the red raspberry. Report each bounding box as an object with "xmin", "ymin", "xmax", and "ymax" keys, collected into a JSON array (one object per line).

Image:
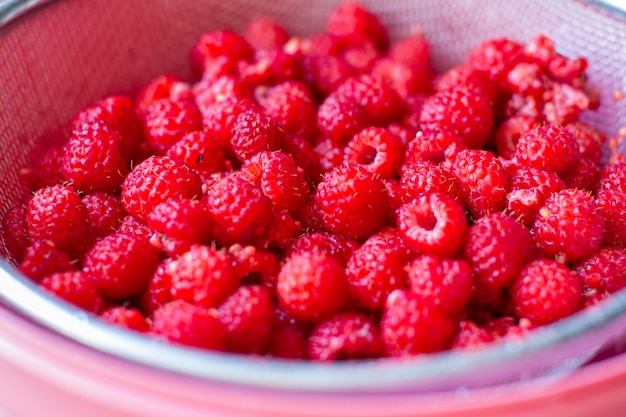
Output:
[
  {"xmin": 239, "ymin": 151, "xmax": 310, "ymax": 213},
  {"xmin": 140, "ymin": 99, "xmax": 202, "ymax": 155},
  {"xmin": 193, "ymin": 74, "xmax": 249, "ymax": 113},
  {"xmin": 381, "ymin": 289, "xmax": 457, "ymax": 356},
  {"xmin": 2, "ymin": 203, "xmax": 31, "ymax": 262},
  {"xmin": 239, "ymin": 45, "xmax": 304, "ymax": 87},
  {"xmin": 344, "ymin": 127, "xmax": 404, "ymax": 178},
  {"xmin": 189, "ymin": 29, "xmax": 253, "ymax": 79},
  {"xmin": 466, "ymin": 38, "xmax": 524, "ymax": 89},
  {"xmin": 259, "ymin": 81, "xmax": 318, "ymax": 141},
  {"xmin": 313, "ymin": 137, "xmax": 345, "ymax": 172},
  {"xmin": 140, "ymin": 258, "xmax": 174, "ymax": 316},
  {"xmin": 403, "ymin": 128, "xmax": 466, "ymax": 166},
  {"xmin": 511, "ymin": 258, "xmax": 582, "ymax": 324},
  {"xmin": 494, "ymin": 115, "xmax": 541, "ymax": 160},
  {"xmin": 231, "ymin": 108, "xmax": 286, "ymax": 161},
  {"xmin": 317, "ymin": 95, "xmax": 368, "ymax": 145},
  {"xmin": 326, "ymin": 1, "xmax": 389, "ymax": 51},
  {"xmin": 419, "ymin": 86, "xmax": 494, "ymax": 149},
  {"xmin": 27, "ymin": 185, "xmax": 90, "ymax": 255},
  {"xmin": 505, "ymin": 167, "xmax": 566, "ymax": 225},
  {"xmin": 532, "ymin": 188, "xmax": 605, "ymax": 262},
  {"xmin": 542, "ymin": 83, "xmax": 590, "ymax": 125},
  {"xmin": 227, "ymin": 244, "xmax": 280, "ymax": 285},
  {"xmin": 121, "ymin": 155, "xmax": 202, "ymax": 221},
  {"xmin": 18, "ymin": 240, "xmax": 76, "ymax": 283},
  {"xmin": 384, "ymin": 178, "xmax": 403, "ymax": 211},
  {"xmin": 505, "ymin": 62, "xmax": 551, "ymax": 99},
  {"xmin": 62, "ymin": 122, "xmax": 129, "ymax": 193},
  {"xmin": 597, "ymin": 162, "xmax": 626, "ymax": 194},
  {"xmin": 83, "ymin": 231, "xmax": 160, "ymax": 299},
  {"xmin": 397, "ymin": 192, "xmax": 467, "ymax": 258},
  {"xmin": 82, "ymin": 192, "xmax": 126, "ymax": 239},
  {"xmin": 451, "ymin": 149, "xmax": 509, "ymax": 218},
  {"xmin": 597, "ymin": 188, "xmax": 626, "ymax": 247},
  {"xmin": 575, "ymin": 246, "xmax": 626, "ymax": 294},
  {"xmin": 334, "ymin": 74, "xmax": 404, "ymax": 126},
  {"xmin": 346, "ymin": 233, "xmax": 409, "ymax": 311},
  {"xmin": 560, "ymin": 157, "xmax": 601, "ymax": 191},
  {"xmin": 371, "ymin": 57, "xmax": 433, "ymax": 97},
  {"xmin": 292, "ymin": 196, "xmax": 325, "ymax": 233},
  {"xmin": 135, "ymin": 75, "xmax": 194, "ymax": 114},
  {"xmin": 450, "ymin": 320, "xmax": 495, "ymax": 350},
  {"xmin": 19, "ymin": 145, "xmax": 65, "ymax": 191},
  {"xmin": 389, "ymin": 31, "xmax": 431, "ymax": 69},
  {"xmin": 399, "ymin": 160, "xmax": 464, "ymax": 205},
  {"xmin": 302, "ymin": 54, "xmax": 356, "ymax": 97},
  {"xmin": 315, "ymin": 163, "xmax": 389, "ymax": 241},
  {"xmin": 281, "ymin": 135, "xmax": 324, "ymax": 183},
  {"xmin": 259, "ymin": 207, "xmax": 303, "ymax": 251},
  {"xmin": 101, "ymin": 306, "xmax": 150, "ymax": 332},
  {"xmin": 515, "ymin": 124, "xmax": 580, "ymax": 175},
  {"xmin": 340, "ymin": 38, "xmax": 382, "ymax": 72},
  {"xmin": 217, "ymin": 285, "xmax": 274, "ymax": 354},
  {"xmin": 243, "ymin": 18, "xmax": 290, "ymax": 50},
  {"xmin": 166, "ymin": 131, "xmax": 226, "ymax": 177},
  {"xmin": 286, "ymin": 231, "xmax": 359, "ymax": 266},
  {"xmin": 40, "ymin": 271, "xmax": 107, "ymax": 314},
  {"xmin": 565, "ymin": 121, "xmax": 606, "ymax": 165},
  {"xmin": 151, "ymin": 300, "xmax": 226, "ymax": 350},
  {"xmin": 434, "ymin": 65, "xmax": 497, "ymax": 104},
  {"xmin": 308, "ymin": 312, "xmax": 384, "ymax": 361},
  {"xmin": 463, "ymin": 213, "xmax": 535, "ymax": 289},
  {"xmin": 117, "ymin": 215, "xmax": 153, "ymax": 240},
  {"xmin": 408, "ymin": 254, "xmax": 474, "ymax": 316},
  {"xmin": 205, "ymin": 175, "xmax": 273, "ymax": 245},
  {"xmin": 276, "ymin": 250, "xmax": 349, "ymax": 323},
  {"xmin": 268, "ymin": 325, "xmax": 309, "ymax": 360},
  {"xmin": 201, "ymin": 97, "xmax": 259, "ymax": 155},
  {"xmin": 388, "ymin": 123, "xmax": 416, "ymax": 149}
]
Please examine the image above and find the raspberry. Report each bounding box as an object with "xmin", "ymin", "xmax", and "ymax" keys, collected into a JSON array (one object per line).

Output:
[
  {"xmin": 19, "ymin": 145, "xmax": 65, "ymax": 191},
  {"xmin": 189, "ymin": 30, "xmax": 253, "ymax": 79},
  {"xmin": 18, "ymin": 240, "xmax": 76, "ymax": 283},
  {"xmin": 543, "ymin": 83, "xmax": 590, "ymax": 125},
  {"xmin": 505, "ymin": 62, "xmax": 551, "ymax": 99},
  {"xmin": 281, "ymin": 135, "xmax": 324, "ymax": 183},
  {"xmin": 259, "ymin": 207, "xmax": 303, "ymax": 251},
  {"xmin": 434, "ymin": 65, "xmax": 497, "ymax": 104},
  {"xmin": 463, "ymin": 213, "xmax": 535, "ymax": 289},
  {"xmin": 505, "ymin": 167, "xmax": 566, "ymax": 225},
  {"xmin": 419, "ymin": 86, "xmax": 494, "ymax": 149},
  {"xmin": 396, "ymin": 192, "xmax": 467, "ymax": 258},
  {"xmin": 399, "ymin": 160, "xmax": 464, "ymax": 205},
  {"xmin": 511, "ymin": 258, "xmax": 582, "ymax": 324},
  {"xmin": 344, "ymin": 127, "xmax": 404, "ymax": 178},
  {"xmin": 239, "ymin": 151, "xmax": 310, "ymax": 213},
  {"xmin": 389, "ymin": 31, "xmax": 431, "ymax": 69},
  {"xmin": 407, "ymin": 254, "xmax": 474, "ymax": 316},
  {"xmin": 451, "ymin": 320, "xmax": 495, "ymax": 350},
  {"xmin": 346, "ymin": 232, "xmax": 409, "ymax": 311},
  {"xmin": 493, "ymin": 115, "xmax": 541, "ymax": 160},
  {"xmin": 166, "ymin": 131, "xmax": 226, "ymax": 177},
  {"xmin": 151, "ymin": 300, "xmax": 226, "ymax": 350},
  {"xmin": 334, "ymin": 74, "xmax": 403, "ymax": 126},
  {"xmin": 313, "ymin": 137, "xmax": 345, "ymax": 172},
  {"xmin": 326, "ymin": 1, "xmax": 389, "ymax": 51},
  {"xmin": 286, "ymin": 231, "xmax": 359, "ymax": 266},
  {"xmin": 231, "ymin": 108, "xmax": 286, "ymax": 161},
  {"xmin": 82, "ymin": 192, "xmax": 126, "ymax": 238},
  {"xmin": 315, "ymin": 163, "xmax": 389, "ymax": 241},
  {"xmin": 268, "ymin": 325, "xmax": 309, "ymax": 360},
  {"xmin": 169, "ymin": 245, "xmax": 240, "ymax": 308},
  {"xmin": 140, "ymin": 258, "xmax": 174, "ymax": 316},
  {"xmin": 371, "ymin": 57, "xmax": 433, "ymax": 97},
  {"xmin": 466, "ymin": 38, "xmax": 524, "ymax": 89},
  {"xmin": 302, "ymin": 54, "xmax": 356, "ymax": 97},
  {"xmin": 201, "ymin": 97, "xmax": 259, "ymax": 155},
  {"xmin": 227, "ymin": 244, "xmax": 280, "ymax": 285},
  {"xmin": 276, "ymin": 250, "xmax": 349, "ymax": 322},
  {"xmin": 135, "ymin": 75, "xmax": 194, "ymax": 114},
  {"xmin": 317, "ymin": 95, "xmax": 368, "ymax": 145},
  {"xmin": 2, "ymin": 203, "xmax": 31, "ymax": 262},
  {"xmin": 515, "ymin": 124, "xmax": 580, "ymax": 175},
  {"xmin": 404, "ymin": 128, "xmax": 466, "ymax": 166},
  {"xmin": 101, "ymin": 306, "xmax": 150, "ymax": 332},
  {"xmin": 117, "ymin": 215, "xmax": 153, "ymax": 240},
  {"xmin": 83, "ymin": 231, "xmax": 160, "ymax": 299},
  {"xmin": 340, "ymin": 38, "xmax": 382, "ymax": 72},
  {"xmin": 217, "ymin": 285, "xmax": 274, "ymax": 354},
  {"xmin": 451, "ymin": 149, "xmax": 509, "ymax": 218},
  {"xmin": 205, "ymin": 175, "xmax": 273, "ymax": 245},
  {"xmin": 308, "ymin": 312, "xmax": 384, "ymax": 361},
  {"xmin": 532, "ymin": 188, "xmax": 605, "ymax": 262},
  {"xmin": 259, "ymin": 81, "xmax": 318, "ymax": 141},
  {"xmin": 27, "ymin": 185, "xmax": 90, "ymax": 255},
  {"xmin": 560, "ymin": 157, "xmax": 601, "ymax": 191},
  {"xmin": 193, "ymin": 74, "xmax": 249, "ymax": 113},
  {"xmin": 575, "ymin": 246, "xmax": 626, "ymax": 294},
  {"xmin": 121, "ymin": 155, "xmax": 202, "ymax": 221},
  {"xmin": 596, "ymin": 189, "xmax": 626, "ymax": 247},
  {"xmin": 40, "ymin": 271, "xmax": 107, "ymax": 314},
  {"xmin": 597, "ymin": 162, "xmax": 626, "ymax": 194},
  {"xmin": 140, "ymin": 99, "xmax": 202, "ymax": 155},
  {"xmin": 565, "ymin": 121, "xmax": 606, "ymax": 165},
  {"xmin": 242, "ymin": 18, "xmax": 290, "ymax": 50},
  {"xmin": 381, "ymin": 289, "xmax": 457, "ymax": 356}
]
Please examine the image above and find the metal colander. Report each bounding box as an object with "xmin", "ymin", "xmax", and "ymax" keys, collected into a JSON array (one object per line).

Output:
[{"xmin": 1, "ymin": 0, "xmax": 626, "ymax": 400}]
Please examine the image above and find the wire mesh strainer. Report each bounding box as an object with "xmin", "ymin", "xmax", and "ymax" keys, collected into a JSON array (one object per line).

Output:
[{"xmin": 1, "ymin": 0, "xmax": 626, "ymax": 402}]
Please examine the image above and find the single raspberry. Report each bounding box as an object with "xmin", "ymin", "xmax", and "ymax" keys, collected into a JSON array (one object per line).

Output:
[
  {"xmin": 83, "ymin": 231, "xmax": 160, "ymax": 299},
  {"xmin": 335, "ymin": 74, "xmax": 403, "ymax": 126},
  {"xmin": 346, "ymin": 233, "xmax": 409, "ymax": 311},
  {"xmin": 281, "ymin": 135, "xmax": 324, "ymax": 183},
  {"xmin": 399, "ymin": 160, "xmax": 464, "ymax": 205},
  {"xmin": 166, "ymin": 131, "xmax": 226, "ymax": 177},
  {"xmin": 463, "ymin": 212, "xmax": 535, "ymax": 289},
  {"xmin": 205, "ymin": 175, "xmax": 273, "ymax": 245},
  {"xmin": 239, "ymin": 45, "xmax": 304, "ymax": 87},
  {"xmin": 258, "ymin": 207, "xmax": 303, "ymax": 251},
  {"xmin": 201, "ymin": 97, "xmax": 259, "ymax": 155},
  {"xmin": 217, "ymin": 284, "xmax": 274, "ymax": 354},
  {"xmin": 396, "ymin": 192, "xmax": 467, "ymax": 258},
  {"xmin": 135, "ymin": 75, "xmax": 194, "ymax": 114},
  {"xmin": 560, "ymin": 157, "xmax": 601, "ymax": 191},
  {"xmin": 286, "ymin": 231, "xmax": 359, "ymax": 266},
  {"xmin": 117, "ymin": 215, "xmax": 153, "ymax": 240},
  {"xmin": 597, "ymin": 162, "xmax": 626, "ymax": 194},
  {"xmin": 371, "ymin": 57, "xmax": 433, "ymax": 97},
  {"xmin": 317, "ymin": 95, "xmax": 368, "ymax": 145},
  {"xmin": 268, "ymin": 325, "xmax": 309, "ymax": 360},
  {"xmin": 389, "ymin": 31, "xmax": 431, "ymax": 68},
  {"xmin": 515, "ymin": 124, "xmax": 580, "ymax": 175},
  {"xmin": 189, "ymin": 29, "xmax": 253, "ymax": 79},
  {"xmin": 565, "ymin": 121, "xmax": 606, "ymax": 165},
  {"xmin": 494, "ymin": 115, "xmax": 541, "ymax": 160},
  {"xmin": 381, "ymin": 289, "xmax": 457, "ymax": 356},
  {"xmin": 121, "ymin": 155, "xmax": 202, "ymax": 221},
  {"xmin": 40, "ymin": 271, "xmax": 107, "ymax": 314},
  {"xmin": 313, "ymin": 137, "xmax": 345, "ymax": 172},
  {"xmin": 2, "ymin": 203, "xmax": 31, "ymax": 262},
  {"xmin": 101, "ymin": 306, "xmax": 150, "ymax": 332},
  {"xmin": 193, "ymin": 74, "xmax": 249, "ymax": 113},
  {"xmin": 505, "ymin": 167, "xmax": 566, "ymax": 225},
  {"xmin": 450, "ymin": 320, "xmax": 495, "ymax": 350},
  {"xmin": 18, "ymin": 240, "xmax": 76, "ymax": 283},
  {"xmin": 27, "ymin": 185, "xmax": 90, "ymax": 255},
  {"xmin": 151, "ymin": 300, "xmax": 226, "ymax": 350},
  {"xmin": 239, "ymin": 151, "xmax": 310, "ymax": 213},
  {"xmin": 147, "ymin": 199, "xmax": 213, "ymax": 253},
  {"xmin": 276, "ymin": 250, "xmax": 349, "ymax": 322},
  {"xmin": 575, "ymin": 246, "xmax": 626, "ymax": 294},
  {"xmin": 407, "ymin": 254, "xmax": 474, "ymax": 316},
  {"xmin": 532, "ymin": 188, "xmax": 605, "ymax": 262},
  {"xmin": 543, "ymin": 83, "xmax": 590, "ymax": 126},
  {"xmin": 344, "ymin": 127, "xmax": 404, "ymax": 178},
  {"xmin": 301, "ymin": 54, "xmax": 357, "ymax": 97},
  {"xmin": 243, "ymin": 17, "xmax": 290, "ymax": 50},
  {"xmin": 451, "ymin": 149, "xmax": 509, "ymax": 218},
  {"xmin": 434, "ymin": 65, "xmax": 497, "ymax": 104},
  {"xmin": 140, "ymin": 99, "xmax": 202, "ymax": 155},
  {"xmin": 231, "ymin": 108, "xmax": 286, "ymax": 161},
  {"xmin": 308, "ymin": 312, "xmax": 384, "ymax": 361},
  {"xmin": 466, "ymin": 38, "xmax": 524, "ymax": 89},
  {"xmin": 404, "ymin": 128, "xmax": 467, "ymax": 166},
  {"xmin": 326, "ymin": 1, "xmax": 389, "ymax": 51},
  {"xmin": 420, "ymin": 86, "xmax": 494, "ymax": 149},
  {"xmin": 511, "ymin": 258, "xmax": 582, "ymax": 324},
  {"xmin": 82, "ymin": 192, "xmax": 126, "ymax": 239},
  {"xmin": 596, "ymin": 189, "xmax": 626, "ymax": 247},
  {"xmin": 505, "ymin": 62, "xmax": 551, "ymax": 99},
  {"xmin": 340, "ymin": 38, "xmax": 382, "ymax": 73},
  {"xmin": 258, "ymin": 81, "xmax": 318, "ymax": 141},
  {"xmin": 315, "ymin": 163, "xmax": 389, "ymax": 241},
  {"xmin": 140, "ymin": 258, "xmax": 174, "ymax": 316},
  {"xmin": 19, "ymin": 145, "xmax": 65, "ymax": 191}
]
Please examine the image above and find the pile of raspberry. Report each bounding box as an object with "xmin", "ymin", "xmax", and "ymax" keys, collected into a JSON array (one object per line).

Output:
[{"xmin": 4, "ymin": 1, "xmax": 626, "ymax": 361}]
